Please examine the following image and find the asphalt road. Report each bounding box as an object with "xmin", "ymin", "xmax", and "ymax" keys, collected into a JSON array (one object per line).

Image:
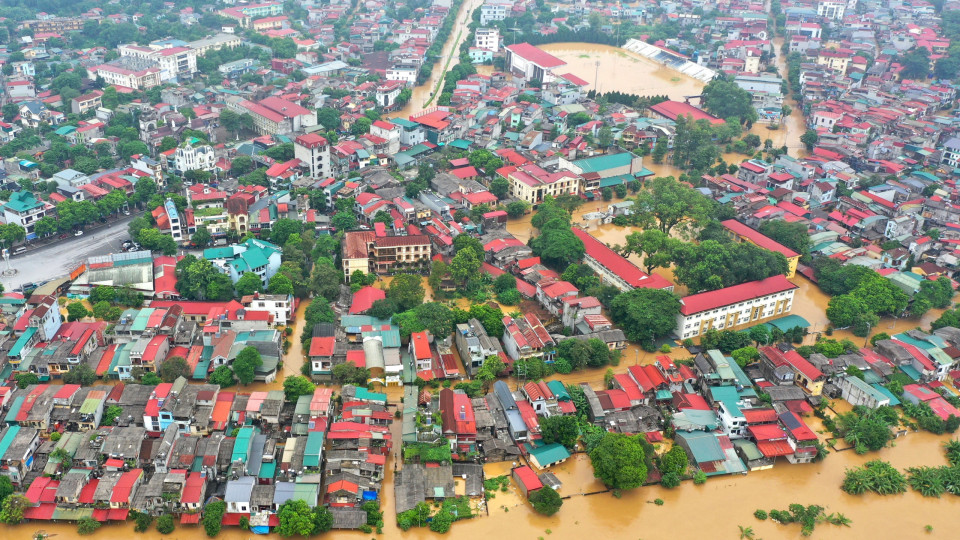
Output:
[{"xmin": 1, "ymin": 215, "xmax": 138, "ymax": 292}]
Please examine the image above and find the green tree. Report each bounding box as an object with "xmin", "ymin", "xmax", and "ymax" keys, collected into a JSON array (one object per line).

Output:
[
  {"xmin": 633, "ymin": 176, "xmax": 712, "ymax": 236},
  {"xmin": 137, "ymin": 228, "xmax": 178, "ymax": 255},
  {"xmin": 351, "ymin": 117, "xmax": 372, "ymax": 136},
  {"xmin": 700, "ymin": 78, "xmax": 758, "ymax": 125},
  {"xmin": 659, "ymin": 446, "xmax": 689, "ymax": 476},
  {"xmin": 900, "ymin": 47, "xmax": 931, "ymax": 79},
  {"xmin": 529, "ymin": 485, "xmax": 563, "ymax": 516},
  {"xmin": 539, "ymin": 415, "xmax": 579, "ymax": 448},
  {"xmin": 63, "ymin": 364, "xmax": 97, "ymax": 386},
  {"xmin": 506, "ymin": 200, "xmax": 529, "ymax": 218},
  {"xmin": 800, "ymin": 129, "xmax": 819, "ymax": 151},
  {"xmin": 316, "ymin": 107, "xmax": 341, "ymax": 131},
  {"xmin": 609, "ymin": 288, "xmax": 682, "ymax": 344},
  {"xmin": 731, "ymin": 346, "xmax": 760, "ymax": 367},
  {"xmin": 191, "ymin": 226, "xmax": 212, "ymax": 247},
  {"xmin": 270, "ymin": 218, "xmax": 303, "ymax": 246},
  {"xmin": 159, "ymin": 356, "xmax": 191, "ymax": 383},
  {"xmin": 156, "ymin": 514, "xmax": 175, "ymax": 534},
  {"xmin": 14, "ymin": 373, "xmax": 39, "ymax": 389},
  {"xmin": 449, "ymin": 246, "xmax": 482, "ymax": 285},
  {"xmin": 530, "ymin": 225, "xmax": 585, "ymax": 269},
  {"xmin": 588, "ymin": 433, "xmax": 648, "ymax": 491},
  {"xmin": 332, "ymin": 211, "xmax": 356, "ymax": 231},
  {"xmin": 67, "ymin": 302, "xmax": 89, "ymax": 322},
  {"xmin": 77, "ymin": 517, "xmax": 101, "ymax": 535},
  {"xmin": 101, "ymin": 405, "xmax": 123, "ymax": 426},
  {"xmin": 232, "ymin": 346, "xmax": 263, "ymax": 385},
  {"xmin": 620, "ymin": 229, "xmax": 677, "ymax": 274},
  {"xmin": 387, "ymin": 273, "xmax": 425, "ymax": 311},
  {"xmin": 490, "ymin": 177, "xmax": 510, "ymax": 199},
  {"xmin": 209, "ymin": 365, "xmax": 236, "ymax": 388},
  {"xmin": 0, "ymin": 477, "xmax": 13, "ymax": 506},
  {"xmin": 0, "ymin": 495, "xmax": 29, "ymax": 524},
  {"xmin": 312, "ymin": 505, "xmax": 333, "ymax": 533},
  {"xmin": 277, "ymin": 499, "xmax": 316, "ymax": 537},
  {"xmin": 235, "ymin": 272, "xmax": 263, "ymax": 297},
  {"xmin": 758, "ymin": 219, "xmax": 811, "ymax": 259},
  {"xmin": 203, "ymin": 500, "xmax": 226, "ymax": 537},
  {"xmin": 283, "ymin": 375, "xmax": 315, "ymax": 402}
]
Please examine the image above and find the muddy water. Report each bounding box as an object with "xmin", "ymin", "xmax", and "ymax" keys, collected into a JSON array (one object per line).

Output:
[
  {"xmin": 388, "ymin": 0, "xmax": 482, "ymax": 120},
  {"xmin": 539, "ymin": 43, "xmax": 705, "ymax": 98}
]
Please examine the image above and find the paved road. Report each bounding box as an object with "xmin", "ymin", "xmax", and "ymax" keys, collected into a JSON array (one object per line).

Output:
[{"xmin": 1, "ymin": 215, "xmax": 138, "ymax": 292}]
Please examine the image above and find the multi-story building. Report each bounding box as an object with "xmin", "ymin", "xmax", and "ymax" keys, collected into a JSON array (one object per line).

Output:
[
  {"xmin": 294, "ymin": 133, "xmax": 332, "ymax": 177},
  {"xmin": 474, "ymin": 28, "xmax": 500, "ymax": 53},
  {"xmin": 204, "ymin": 238, "xmax": 283, "ymax": 284},
  {"xmin": 505, "ymin": 42, "xmax": 566, "ymax": 83},
  {"xmin": 454, "ymin": 318, "xmax": 504, "ymax": 377},
  {"xmin": 240, "ymin": 292, "xmax": 293, "ymax": 325},
  {"xmin": 71, "ymin": 90, "xmax": 103, "ymax": 115},
  {"xmin": 676, "ymin": 275, "xmax": 798, "ymax": 340},
  {"xmin": 500, "ymin": 163, "xmax": 579, "ymax": 206},
  {"xmin": 3, "ymin": 191, "xmax": 51, "ymax": 239},
  {"xmin": 479, "ymin": 0, "xmax": 512, "ymax": 25},
  {"xmin": 816, "ymin": 0, "xmax": 845, "ymax": 20},
  {"xmin": 232, "ymin": 96, "xmax": 317, "ymax": 135},
  {"xmin": 119, "ymin": 43, "xmax": 198, "ymax": 81},
  {"xmin": 172, "ymin": 144, "xmax": 216, "ymax": 174},
  {"xmin": 24, "ymin": 17, "xmax": 84, "ymax": 33},
  {"xmin": 941, "ymin": 137, "xmax": 960, "ymax": 169},
  {"xmin": 96, "ymin": 58, "xmax": 163, "ymax": 90},
  {"xmin": 341, "ymin": 231, "xmax": 431, "ymax": 281},
  {"xmin": 152, "ymin": 198, "xmax": 196, "ymax": 243},
  {"xmin": 187, "ymin": 33, "xmax": 243, "ymax": 55},
  {"xmin": 219, "ymin": 2, "xmax": 284, "ymax": 28}
]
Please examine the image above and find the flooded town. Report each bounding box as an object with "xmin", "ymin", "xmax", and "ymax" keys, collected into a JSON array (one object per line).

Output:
[{"xmin": 0, "ymin": 0, "xmax": 958, "ymax": 538}]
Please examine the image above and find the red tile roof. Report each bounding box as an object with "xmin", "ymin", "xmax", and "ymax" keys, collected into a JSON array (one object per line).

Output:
[
  {"xmin": 721, "ymin": 219, "xmax": 799, "ymax": 258},
  {"xmin": 349, "ymin": 286, "xmax": 385, "ymax": 314},
  {"xmin": 680, "ymin": 275, "xmax": 797, "ymax": 315},
  {"xmin": 506, "ymin": 42, "xmax": 566, "ymax": 68},
  {"xmin": 572, "ymin": 228, "xmax": 672, "ymax": 290},
  {"xmin": 650, "ymin": 100, "xmax": 724, "ymax": 125}
]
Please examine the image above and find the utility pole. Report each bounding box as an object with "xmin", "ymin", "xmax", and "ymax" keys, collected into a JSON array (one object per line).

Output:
[{"xmin": 594, "ymin": 60, "xmax": 600, "ymax": 93}]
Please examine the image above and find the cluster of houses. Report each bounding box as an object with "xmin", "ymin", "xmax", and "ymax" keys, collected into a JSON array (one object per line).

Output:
[{"xmin": 0, "ymin": 381, "xmax": 391, "ymax": 531}]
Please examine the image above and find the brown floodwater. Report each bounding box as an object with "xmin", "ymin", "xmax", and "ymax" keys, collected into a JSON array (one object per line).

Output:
[
  {"xmin": 539, "ymin": 43, "xmax": 705, "ymax": 98},
  {"xmin": 10, "ymin": 428, "xmax": 960, "ymax": 539}
]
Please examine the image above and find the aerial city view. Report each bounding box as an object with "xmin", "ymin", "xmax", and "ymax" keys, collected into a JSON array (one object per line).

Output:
[{"xmin": 0, "ymin": 0, "xmax": 959, "ymax": 538}]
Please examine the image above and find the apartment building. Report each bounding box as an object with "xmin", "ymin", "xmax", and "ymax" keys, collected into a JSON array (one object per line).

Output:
[
  {"xmin": 294, "ymin": 133, "xmax": 332, "ymax": 177},
  {"xmin": 676, "ymin": 275, "xmax": 798, "ymax": 339}
]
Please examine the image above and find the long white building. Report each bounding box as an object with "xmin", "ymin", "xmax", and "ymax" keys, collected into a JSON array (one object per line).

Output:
[{"xmin": 676, "ymin": 275, "xmax": 798, "ymax": 340}]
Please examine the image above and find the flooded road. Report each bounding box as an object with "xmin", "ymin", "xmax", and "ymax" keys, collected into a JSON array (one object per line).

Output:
[{"xmin": 388, "ymin": 0, "xmax": 481, "ymax": 119}]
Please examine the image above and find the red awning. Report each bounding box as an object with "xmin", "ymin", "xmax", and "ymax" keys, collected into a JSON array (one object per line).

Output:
[
  {"xmin": 108, "ymin": 508, "xmax": 130, "ymax": 521},
  {"xmin": 181, "ymin": 513, "xmax": 201, "ymax": 524},
  {"xmin": 92, "ymin": 508, "xmax": 110, "ymax": 521}
]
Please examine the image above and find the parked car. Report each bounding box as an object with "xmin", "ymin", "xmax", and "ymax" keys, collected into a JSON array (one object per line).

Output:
[
  {"xmin": 59, "ymin": 233, "xmax": 69, "ymax": 239},
  {"xmin": 74, "ymin": 230, "xmax": 84, "ymax": 237}
]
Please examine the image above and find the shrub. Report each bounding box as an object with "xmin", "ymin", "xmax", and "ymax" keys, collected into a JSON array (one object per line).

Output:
[
  {"xmin": 693, "ymin": 471, "xmax": 707, "ymax": 485},
  {"xmin": 653, "ymin": 498, "xmax": 664, "ymax": 506},
  {"xmin": 156, "ymin": 514, "xmax": 175, "ymax": 534},
  {"xmin": 754, "ymin": 510, "xmax": 768, "ymax": 520},
  {"xmin": 77, "ymin": 517, "xmax": 101, "ymax": 535}
]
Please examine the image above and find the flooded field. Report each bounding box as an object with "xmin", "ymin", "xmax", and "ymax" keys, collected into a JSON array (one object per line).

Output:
[{"xmin": 539, "ymin": 42, "xmax": 706, "ymax": 98}]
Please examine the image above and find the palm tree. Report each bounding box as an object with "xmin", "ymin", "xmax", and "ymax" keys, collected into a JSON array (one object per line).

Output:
[{"xmin": 738, "ymin": 525, "xmax": 755, "ymax": 539}]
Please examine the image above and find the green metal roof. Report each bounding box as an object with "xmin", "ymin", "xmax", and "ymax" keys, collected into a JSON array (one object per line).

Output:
[
  {"xmin": 304, "ymin": 431, "xmax": 324, "ymax": 468},
  {"xmin": 676, "ymin": 431, "xmax": 725, "ymax": 463},
  {"xmin": 353, "ymin": 387, "xmax": 387, "ymax": 404},
  {"xmin": 0, "ymin": 426, "xmax": 21, "ymax": 457},
  {"xmin": 448, "ymin": 139, "xmax": 471, "ymax": 150},
  {"xmin": 546, "ymin": 380, "xmax": 569, "ymax": 400},
  {"xmin": 732, "ymin": 439, "xmax": 763, "ymax": 461},
  {"xmin": 710, "ymin": 385, "xmax": 743, "ymax": 417},
  {"xmin": 570, "ymin": 152, "xmax": 635, "ymax": 174},
  {"xmin": 4, "ymin": 191, "xmax": 43, "ymax": 213},
  {"xmin": 259, "ymin": 461, "xmax": 277, "ymax": 479},
  {"xmin": 3, "ymin": 397, "xmax": 23, "ymax": 424},
  {"xmin": 9, "ymin": 327, "xmax": 37, "ymax": 358},
  {"xmin": 529, "ymin": 443, "xmax": 570, "ymax": 466}
]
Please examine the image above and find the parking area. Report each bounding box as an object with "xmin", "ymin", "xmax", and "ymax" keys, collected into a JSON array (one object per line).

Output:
[{"xmin": 1, "ymin": 215, "xmax": 138, "ymax": 292}]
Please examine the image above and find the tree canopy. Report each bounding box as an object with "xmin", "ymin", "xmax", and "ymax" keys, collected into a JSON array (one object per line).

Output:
[
  {"xmin": 609, "ymin": 288, "xmax": 682, "ymax": 344},
  {"xmin": 588, "ymin": 433, "xmax": 648, "ymax": 491}
]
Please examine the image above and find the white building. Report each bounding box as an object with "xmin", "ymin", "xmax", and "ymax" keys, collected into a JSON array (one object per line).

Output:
[
  {"xmin": 817, "ymin": 0, "xmax": 845, "ymax": 20},
  {"xmin": 941, "ymin": 137, "xmax": 960, "ymax": 169},
  {"xmin": 2, "ymin": 191, "xmax": 51, "ymax": 239},
  {"xmin": 480, "ymin": 0, "xmax": 512, "ymax": 25},
  {"xmin": 119, "ymin": 43, "xmax": 198, "ymax": 82},
  {"xmin": 505, "ymin": 42, "xmax": 567, "ymax": 83},
  {"xmin": 241, "ymin": 292, "xmax": 293, "ymax": 325},
  {"xmin": 370, "ymin": 120, "xmax": 401, "ymax": 155},
  {"xmin": 96, "ymin": 59, "xmax": 162, "ymax": 90},
  {"xmin": 294, "ymin": 133, "xmax": 332, "ymax": 178},
  {"xmin": 474, "ymin": 28, "xmax": 500, "ymax": 53},
  {"xmin": 385, "ymin": 67, "xmax": 417, "ymax": 84},
  {"xmin": 187, "ymin": 33, "xmax": 243, "ymax": 56},
  {"xmin": 173, "ymin": 144, "xmax": 216, "ymax": 174},
  {"xmin": 676, "ymin": 275, "xmax": 798, "ymax": 339},
  {"xmin": 374, "ymin": 80, "xmax": 405, "ymax": 109}
]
